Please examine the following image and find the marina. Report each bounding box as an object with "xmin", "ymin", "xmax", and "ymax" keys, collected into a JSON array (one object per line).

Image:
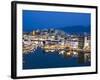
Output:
[
  {"xmin": 23, "ymin": 47, "xmax": 90, "ymax": 69},
  {"xmin": 23, "ymin": 29, "xmax": 91, "ymax": 69}
]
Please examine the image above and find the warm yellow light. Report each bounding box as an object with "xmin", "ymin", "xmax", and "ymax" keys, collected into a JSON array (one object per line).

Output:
[
  {"xmin": 67, "ymin": 52, "xmax": 71, "ymax": 55},
  {"xmin": 73, "ymin": 52, "xmax": 77, "ymax": 55},
  {"xmin": 32, "ymin": 31, "xmax": 35, "ymax": 35}
]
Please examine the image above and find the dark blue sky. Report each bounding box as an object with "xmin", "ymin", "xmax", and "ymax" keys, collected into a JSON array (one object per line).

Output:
[{"xmin": 23, "ymin": 10, "xmax": 90, "ymax": 32}]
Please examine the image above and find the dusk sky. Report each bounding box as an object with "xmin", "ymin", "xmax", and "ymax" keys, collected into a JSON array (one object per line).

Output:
[{"xmin": 23, "ymin": 10, "xmax": 91, "ymax": 32}]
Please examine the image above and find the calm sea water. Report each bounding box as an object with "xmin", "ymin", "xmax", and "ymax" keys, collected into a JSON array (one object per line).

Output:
[{"xmin": 23, "ymin": 47, "xmax": 90, "ymax": 69}]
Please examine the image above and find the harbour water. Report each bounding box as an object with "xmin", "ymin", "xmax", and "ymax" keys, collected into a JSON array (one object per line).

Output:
[{"xmin": 23, "ymin": 47, "xmax": 90, "ymax": 69}]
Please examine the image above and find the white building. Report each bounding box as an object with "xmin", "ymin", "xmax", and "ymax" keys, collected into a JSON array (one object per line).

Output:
[{"xmin": 84, "ymin": 36, "xmax": 91, "ymax": 49}]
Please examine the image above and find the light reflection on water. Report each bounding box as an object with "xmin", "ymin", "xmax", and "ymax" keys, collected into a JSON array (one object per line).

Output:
[{"xmin": 23, "ymin": 47, "xmax": 90, "ymax": 69}]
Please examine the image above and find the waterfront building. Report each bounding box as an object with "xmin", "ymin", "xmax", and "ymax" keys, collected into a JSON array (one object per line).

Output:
[
  {"xmin": 32, "ymin": 31, "xmax": 36, "ymax": 36},
  {"xmin": 84, "ymin": 36, "xmax": 91, "ymax": 49},
  {"xmin": 78, "ymin": 36, "xmax": 84, "ymax": 49},
  {"xmin": 70, "ymin": 41, "xmax": 78, "ymax": 49}
]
